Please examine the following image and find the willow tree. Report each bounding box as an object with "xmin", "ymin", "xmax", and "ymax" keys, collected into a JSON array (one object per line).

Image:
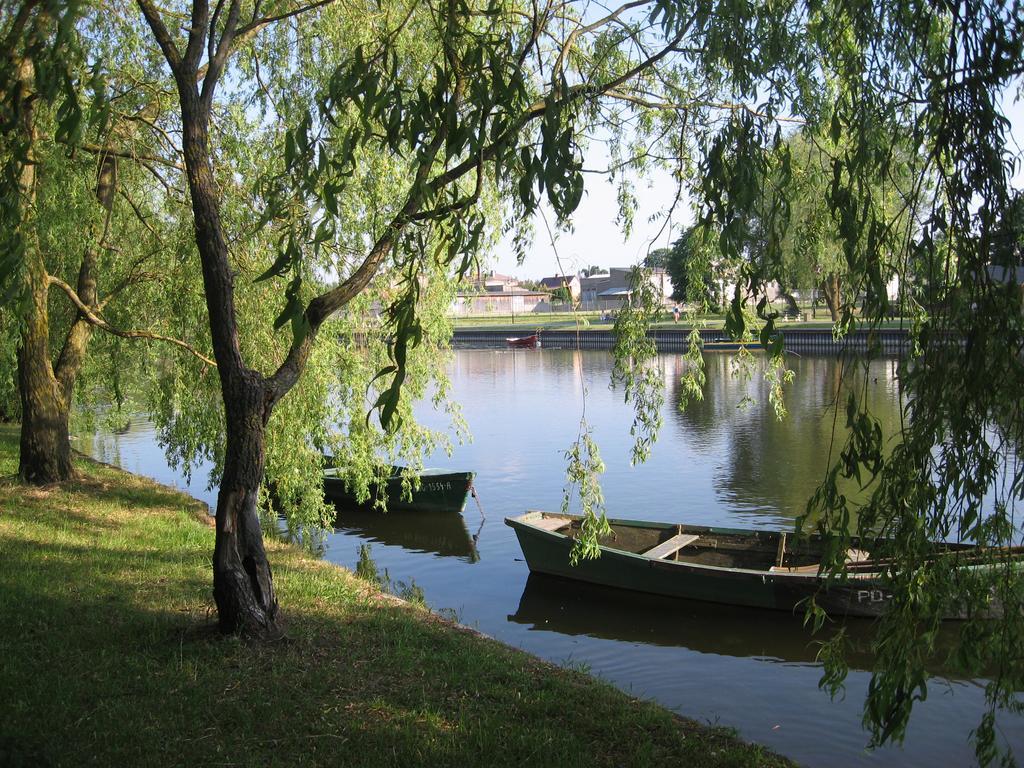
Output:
[
  {"xmin": 123, "ymin": 0, "xmax": 711, "ymax": 637},
  {"xmin": 647, "ymin": 0, "xmax": 1023, "ymax": 762},
  {"xmin": 1, "ymin": 1, "xmax": 93, "ymax": 482},
  {"xmin": 0, "ymin": 2, "xmax": 212, "ymax": 484}
]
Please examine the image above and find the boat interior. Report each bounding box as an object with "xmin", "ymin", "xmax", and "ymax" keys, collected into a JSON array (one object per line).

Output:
[
  {"xmin": 518, "ymin": 511, "xmax": 1020, "ymax": 576},
  {"xmin": 525, "ymin": 512, "xmax": 849, "ymax": 572}
]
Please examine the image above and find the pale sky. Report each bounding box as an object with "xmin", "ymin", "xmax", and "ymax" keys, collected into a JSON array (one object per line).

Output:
[
  {"xmin": 490, "ymin": 89, "xmax": 1024, "ymax": 283},
  {"xmin": 489, "ymin": 146, "xmax": 690, "ymax": 280}
]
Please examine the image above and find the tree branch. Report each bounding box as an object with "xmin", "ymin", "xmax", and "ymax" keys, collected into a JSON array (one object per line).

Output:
[
  {"xmin": 75, "ymin": 140, "xmax": 184, "ymax": 170},
  {"xmin": 233, "ymin": 0, "xmax": 337, "ymax": 40},
  {"xmin": 262, "ymin": 13, "xmax": 701, "ymax": 402},
  {"xmin": 117, "ymin": 188, "xmax": 162, "ymax": 240},
  {"xmin": 202, "ymin": 0, "xmax": 241, "ymax": 107},
  {"xmin": 183, "ymin": 0, "xmax": 210, "ymax": 73},
  {"xmin": 553, "ymin": 0, "xmax": 650, "ymax": 82},
  {"xmin": 136, "ymin": 0, "xmax": 183, "ymax": 72},
  {"xmin": 48, "ymin": 274, "xmax": 217, "ymax": 367}
]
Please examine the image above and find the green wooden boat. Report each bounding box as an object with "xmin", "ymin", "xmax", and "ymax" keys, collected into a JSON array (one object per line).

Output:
[
  {"xmin": 506, "ymin": 511, "xmax": 1018, "ymax": 618},
  {"xmin": 323, "ymin": 464, "xmax": 475, "ymax": 513}
]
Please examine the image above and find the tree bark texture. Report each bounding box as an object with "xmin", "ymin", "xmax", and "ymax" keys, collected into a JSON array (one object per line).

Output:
[
  {"xmin": 18, "ymin": 252, "xmax": 75, "ymax": 484},
  {"xmin": 177, "ymin": 80, "xmax": 280, "ymax": 637},
  {"xmin": 18, "ymin": 235, "xmax": 103, "ymax": 484},
  {"xmin": 212, "ymin": 375, "xmax": 280, "ymax": 635},
  {"xmin": 15, "ymin": 48, "xmax": 107, "ymax": 484},
  {"xmin": 13, "ymin": 55, "xmax": 73, "ymax": 483}
]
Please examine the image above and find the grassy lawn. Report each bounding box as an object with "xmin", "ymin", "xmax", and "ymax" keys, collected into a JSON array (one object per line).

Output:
[{"xmin": 0, "ymin": 424, "xmax": 794, "ymax": 767}]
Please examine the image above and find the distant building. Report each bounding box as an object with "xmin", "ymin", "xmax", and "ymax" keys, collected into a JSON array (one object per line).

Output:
[
  {"xmin": 985, "ymin": 264, "xmax": 1024, "ymax": 288},
  {"xmin": 579, "ymin": 267, "xmax": 674, "ymax": 310},
  {"xmin": 468, "ymin": 272, "xmax": 520, "ymax": 293},
  {"xmin": 451, "ymin": 286, "xmax": 552, "ymax": 317},
  {"xmin": 538, "ymin": 274, "xmax": 581, "ymax": 302}
]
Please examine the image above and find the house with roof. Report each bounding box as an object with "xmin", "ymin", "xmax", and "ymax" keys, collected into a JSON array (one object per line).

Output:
[
  {"xmin": 451, "ymin": 286, "xmax": 552, "ymax": 317},
  {"xmin": 579, "ymin": 267, "xmax": 674, "ymax": 311},
  {"xmin": 467, "ymin": 271, "xmax": 520, "ymax": 293},
  {"xmin": 538, "ymin": 274, "xmax": 581, "ymax": 302}
]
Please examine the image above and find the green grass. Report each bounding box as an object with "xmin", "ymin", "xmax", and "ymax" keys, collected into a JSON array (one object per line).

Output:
[{"xmin": 0, "ymin": 424, "xmax": 795, "ymax": 767}]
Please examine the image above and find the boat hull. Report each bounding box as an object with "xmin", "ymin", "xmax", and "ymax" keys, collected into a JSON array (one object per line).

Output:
[
  {"xmin": 324, "ymin": 468, "xmax": 475, "ymax": 513},
  {"xmin": 506, "ymin": 513, "xmax": 933, "ymax": 618},
  {"xmin": 506, "ymin": 334, "xmax": 540, "ymax": 348}
]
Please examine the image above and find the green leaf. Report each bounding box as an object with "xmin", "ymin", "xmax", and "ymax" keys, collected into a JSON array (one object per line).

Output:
[{"xmin": 255, "ymin": 251, "xmax": 291, "ymax": 283}]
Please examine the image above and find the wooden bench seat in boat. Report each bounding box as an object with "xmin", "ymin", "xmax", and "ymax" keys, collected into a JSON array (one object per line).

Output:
[
  {"xmin": 532, "ymin": 516, "xmax": 573, "ymax": 532},
  {"xmin": 769, "ymin": 563, "xmax": 821, "ymax": 574},
  {"xmin": 644, "ymin": 533, "xmax": 700, "ymax": 560},
  {"xmin": 768, "ymin": 548, "xmax": 875, "ymax": 574}
]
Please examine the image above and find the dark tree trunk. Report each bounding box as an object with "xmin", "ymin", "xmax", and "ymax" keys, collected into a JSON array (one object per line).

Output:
[
  {"xmin": 778, "ymin": 289, "xmax": 800, "ymax": 317},
  {"xmin": 176, "ymin": 73, "xmax": 282, "ymax": 637},
  {"xmin": 212, "ymin": 375, "xmax": 279, "ymax": 635},
  {"xmin": 820, "ymin": 273, "xmax": 842, "ymax": 322}
]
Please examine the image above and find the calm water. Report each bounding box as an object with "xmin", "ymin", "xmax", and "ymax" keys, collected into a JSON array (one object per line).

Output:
[{"xmin": 79, "ymin": 349, "xmax": 1023, "ymax": 767}]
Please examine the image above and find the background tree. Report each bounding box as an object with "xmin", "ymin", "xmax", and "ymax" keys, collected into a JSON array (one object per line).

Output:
[
  {"xmin": 550, "ymin": 285, "xmax": 571, "ymax": 303},
  {"xmin": 664, "ymin": 226, "xmax": 720, "ymax": 307},
  {"xmin": 643, "ymin": 247, "xmax": 671, "ymax": 270},
  {"xmin": 0, "ymin": 3, "xmax": 213, "ymax": 484}
]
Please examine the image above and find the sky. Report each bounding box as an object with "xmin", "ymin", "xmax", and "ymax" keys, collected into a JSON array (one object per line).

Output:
[
  {"xmin": 489, "ymin": 149, "xmax": 688, "ymax": 280},
  {"xmin": 488, "ymin": 86, "xmax": 1024, "ymax": 283}
]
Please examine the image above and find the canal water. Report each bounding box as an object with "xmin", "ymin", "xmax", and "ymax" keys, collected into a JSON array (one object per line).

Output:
[{"xmin": 78, "ymin": 349, "xmax": 1024, "ymax": 767}]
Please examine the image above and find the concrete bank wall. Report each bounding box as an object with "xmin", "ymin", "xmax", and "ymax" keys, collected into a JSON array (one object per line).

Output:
[{"xmin": 453, "ymin": 327, "xmax": 909, "ymax": 354}]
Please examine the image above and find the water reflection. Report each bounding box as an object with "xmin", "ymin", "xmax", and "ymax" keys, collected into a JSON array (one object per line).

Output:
[
  {"xmin": 670, "ymin": 354, "xmax": 904, "ymax": 521},
  {"xmin": 509, "ymin": 573, "xmax": 969, "ymax": 679},
  {"xmin": 330, "ymin": 505, "xmax": 480, "ymax": 563}
]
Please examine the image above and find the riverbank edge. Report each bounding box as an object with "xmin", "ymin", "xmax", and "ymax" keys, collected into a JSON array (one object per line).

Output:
[
  {"xmin": 452, "ymin": 326, "xmax": 909, "ymax": 354},
  {"xmin": 0, "ymin": 424, "xmax": 796, "ymax": 768}
]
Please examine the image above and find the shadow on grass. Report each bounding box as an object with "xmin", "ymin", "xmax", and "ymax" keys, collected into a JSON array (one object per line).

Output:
[
  {"xmin": 1, "ymin": 538, "xmax": 789, "ymax": 766},
  {"xmin": 0, "ymin": 437, "xmax": 791, "ymax": 767}
]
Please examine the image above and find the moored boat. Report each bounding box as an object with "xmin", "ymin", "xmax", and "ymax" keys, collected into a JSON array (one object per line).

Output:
[
  {"xmin": 505, "ymin": 511, "xmax": 1018, "ymax": 618},
  {"xmin": 324, "ymin": 464, "xmax": 475, "ymax": 513},
  {"xmin": 506, "ymin": 333, "xmax": 540, "ymax": 348}
]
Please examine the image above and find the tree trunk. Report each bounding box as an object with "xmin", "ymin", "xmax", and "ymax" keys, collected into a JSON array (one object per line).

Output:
[
  {"xmin": 15, "ymin": 45, "xmax": 107, "ymax": 484},
  {"xmin": 17, "ymin": 255, "xmax": 75, "ymax": 484},
  {"xmin": 212, "ymin": 375, "xmax": 279, "ymax": 636},
  {"xmin": 12, "ymin": 54, "xmax": 75, "ymax": 484},
  {"xmin": 778, "ymin": 289, "xmax": 799, "ymax": 317},
  {"xmin": 18, "ymin": 233, "xmax": 104, "ymax": 485},
  {"xmin": 177, "ymin": 79, "xmax": 282, "ymax": 637},
  {"xmin": 820, "ymin": 273, "xmax": 842, "ymax": 322}
]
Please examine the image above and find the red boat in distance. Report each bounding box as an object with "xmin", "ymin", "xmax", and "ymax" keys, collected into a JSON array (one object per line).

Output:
[{"xmin": 506, "ymin": 333, "xmax": 540, "ymax": 348}]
